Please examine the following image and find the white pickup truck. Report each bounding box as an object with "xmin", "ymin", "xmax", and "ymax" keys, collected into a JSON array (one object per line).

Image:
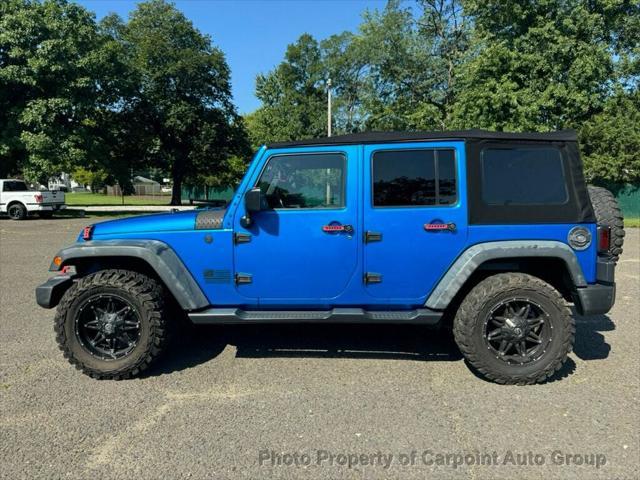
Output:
[{"xmin": 0, "ymin": 179, "xmax": 66, "ymax": 220}]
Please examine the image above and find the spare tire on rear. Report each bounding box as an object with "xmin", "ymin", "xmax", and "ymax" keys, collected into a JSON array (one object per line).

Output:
[{"xmin": 587, "ymin": 185, "xmax": 625, "ymax": 262}]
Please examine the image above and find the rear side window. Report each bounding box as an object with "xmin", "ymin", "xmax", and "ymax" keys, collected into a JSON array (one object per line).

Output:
[
  {"xmin": 257, "ymin": 153, "xmax": 345, "ymax": 209},
  {"xmin": 372, "ymin": 149, "xmax": 457, "ymax": 207},
  {"xmin": 481, "ymin": 147, "xmax": 568, "ymax": 205},
  {"xmin": 2, "ymin": 181, "xmax": 28, "ymax": 192}
]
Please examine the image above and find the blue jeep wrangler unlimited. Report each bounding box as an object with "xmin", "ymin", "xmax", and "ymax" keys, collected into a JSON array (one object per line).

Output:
[{"xmin": 36, "ymin": 130, "xmax": 624, "ymax": 384}]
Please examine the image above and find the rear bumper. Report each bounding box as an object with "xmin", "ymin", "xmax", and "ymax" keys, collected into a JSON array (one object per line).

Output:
[
  {"xmin": 575, "ymin": 283, "xmax": 615, "ymax": 316},
  {"xmin": 32, "ymin": 204, "xmax": 66, "ymax": 212},
  {"xmin": 574, "ymin": 257, "xmax": 616, "ymax": 316},
  {"xmin": 35, "ymin": 275, "xmax": 72, "ymax": 309}
]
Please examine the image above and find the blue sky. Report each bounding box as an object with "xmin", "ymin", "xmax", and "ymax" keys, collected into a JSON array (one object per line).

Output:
[{"xmin": 76, "ymin": 0, "xmax": 387, "ymax": 114}]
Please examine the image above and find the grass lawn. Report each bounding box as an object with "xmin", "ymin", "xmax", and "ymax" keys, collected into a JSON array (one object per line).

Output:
[
  {"xmin": 65, "ymin": 192, "xmax": 172, "ymax": 206},
  {"xmin": 63, "ymin": 193, "xmax": 640, "ymax": 227},
  {"xmin": 625, "ymin": 217, "xmax": 640, "ymax": 228}
]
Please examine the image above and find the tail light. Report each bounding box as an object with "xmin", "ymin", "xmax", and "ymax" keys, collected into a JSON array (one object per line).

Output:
[
  {"xmin": 597, "ymin": 226, "xmax": 611, "ymax": 253},
  {"xmin": 82, "ymin": 225, "xmax": 94, "ymax": 241},
  {"xmin": 34, "ymin": 193, "xmax": 43, "ymax": 203}
]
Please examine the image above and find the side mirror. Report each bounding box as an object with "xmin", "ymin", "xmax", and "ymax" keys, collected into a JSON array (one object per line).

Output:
[
  {"xmin": 241, "ymin": 188, "xmax": 264, "ymax": 228},
  {"xmin": 245, "ymin": 187, "xmax": 264, "ymax": 212}
]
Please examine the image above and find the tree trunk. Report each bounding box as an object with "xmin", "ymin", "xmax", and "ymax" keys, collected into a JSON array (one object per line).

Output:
[
  {"xmin": 170, "ymin": 175, "xmax": 182, "ymax": 206},
  {"xmin": 39, "ymin": 174, "xmax": 49, "ymax": 189}
]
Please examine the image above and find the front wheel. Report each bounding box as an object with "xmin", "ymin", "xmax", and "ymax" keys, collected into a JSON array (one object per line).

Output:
[
  {"xmin": 54, "ymin": 269, "xmax": 170, "ymax": 379},
  {"xmin": 453, "ymin": 273, "xmax": 574, "ymax": 385}
]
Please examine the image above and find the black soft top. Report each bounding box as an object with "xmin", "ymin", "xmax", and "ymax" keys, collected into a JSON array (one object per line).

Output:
[
  {"xmin": 268, "ymin": 129, "xmax": 577, "ymax": 149},
  {"xmin": 266, "ymin": 128, "xmax": 594, "ymax": 225}
]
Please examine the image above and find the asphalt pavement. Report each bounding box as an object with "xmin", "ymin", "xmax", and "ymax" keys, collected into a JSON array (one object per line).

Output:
[{"xmin": 1, "ymin": 216, "xmax": 638, "ymax": 479}]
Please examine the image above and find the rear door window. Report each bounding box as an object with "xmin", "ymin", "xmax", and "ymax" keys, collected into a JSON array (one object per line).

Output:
[
  {"xmin": 481, "ymin": 147, "xmax": 568, "ymax": 205},
  {"xmin": 372, "ymin": 149, "xmax": 457, "ymax": 207}
]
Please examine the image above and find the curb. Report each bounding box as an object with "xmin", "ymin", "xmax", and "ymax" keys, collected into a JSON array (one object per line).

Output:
[{"xmin": 65, "ymin": 206, "xmax": 196, "ymax": 215}]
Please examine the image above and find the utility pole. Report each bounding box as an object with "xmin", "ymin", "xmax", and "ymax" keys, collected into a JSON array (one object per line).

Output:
[
  {"xmin": 327, "ymin": 78, "xmax": 332, "ymax": 137},
  {"xmin": 326, "ymin": 78, "xmax": 332, "ymax": 204}
]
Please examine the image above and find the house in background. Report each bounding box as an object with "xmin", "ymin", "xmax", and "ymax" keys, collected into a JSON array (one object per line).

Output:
[
  {"xmin": 106, "ymin": 176, "xmax": 161, "ymax": 196},
  {"xmin": 48, "ymin": 173, "xmax": 86, "ymax": 192}
]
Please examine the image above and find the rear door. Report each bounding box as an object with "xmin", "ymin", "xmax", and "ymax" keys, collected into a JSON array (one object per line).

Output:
[
  {"xmin": 233, "ymin": 146, "xmax": 360, "ymax": 305},
  {"xmin": 363, "ymin": 142, "xmax": 468, "ymax": 304}
]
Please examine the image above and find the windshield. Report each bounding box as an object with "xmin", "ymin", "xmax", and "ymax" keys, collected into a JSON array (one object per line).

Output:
[{"xmin": 2, "ymin": 181, "xmax": 28, "ymax": 192}]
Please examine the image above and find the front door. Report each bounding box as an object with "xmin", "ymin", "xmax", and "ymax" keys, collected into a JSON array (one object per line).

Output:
[
  {"xmin": 233, "ymin": 147, "xmax": 360, "ymax": 306},
  {"xmin": 363, "ymin": 142, "xmax": 468, "ymax": 305}
]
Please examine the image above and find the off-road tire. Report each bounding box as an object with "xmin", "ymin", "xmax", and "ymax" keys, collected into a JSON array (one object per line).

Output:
[
  {"xmin": 54, "ymin": 269, "xmax": 170, "ymax": 379},
  {"xmin": 453, "ymin": 273, "xmax": 574, "ymax": 385},
  {"xmin": 7, "ymin": 202, "xmax": 27, "ymax": 220},
  {"xmin": 38, "ymin": 211, "xmax": 53, "ymax": 219},
  {"xmin": 588, "ymin": 185, "xmax": 625, "ymax": 262}
]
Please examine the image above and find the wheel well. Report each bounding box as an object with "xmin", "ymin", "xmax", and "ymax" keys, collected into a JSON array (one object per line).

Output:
[
  {"xmin": 7, "ymin": 200, "xmax": 25, "ymax": 209},
  {"xmin": 63, "ymin": 256, "xmax": 179, "ymax": 306},
  {"xmin": 442, "ymin": 256, "xmax": 575, "ymax": 320}
]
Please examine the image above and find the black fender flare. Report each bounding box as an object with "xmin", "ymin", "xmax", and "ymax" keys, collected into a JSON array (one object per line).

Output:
[
  {"xmin": 48, "ymin": 240, "xmax": 209, "ymax": 311},
  {"xmin": 425, "ymin": 240, "xmax": 587, "ymax": 309}
]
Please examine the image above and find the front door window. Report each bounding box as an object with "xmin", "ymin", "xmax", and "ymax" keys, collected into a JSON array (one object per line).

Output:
[{"xmin": 256, "ymin": 153, "xmax": 346, "ymax": 209}]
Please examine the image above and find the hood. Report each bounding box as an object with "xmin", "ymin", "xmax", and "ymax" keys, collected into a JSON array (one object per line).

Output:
[{"xmin": 85, "ymin": 210, "xmax": 201, "ymax": 239}]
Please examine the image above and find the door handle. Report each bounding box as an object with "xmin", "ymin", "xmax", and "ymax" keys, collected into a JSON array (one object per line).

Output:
[
  {"xmin": 424, "ymin": 222, "xmax": 456, "ymax": 232},
  {"xmin": 322, "ymin": 223, "xmax": 353, "ymax": 234}
]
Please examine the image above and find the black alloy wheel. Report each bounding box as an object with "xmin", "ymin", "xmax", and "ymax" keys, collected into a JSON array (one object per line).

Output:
[
  {"xmin": 483, "ymin": 298, "xmax": 551, "ymax": 365},
  {"xmin": 453, "ymin": 272, "xmax": 574, "ymax": 385},
  {"xmin": 8, "ymin": 203, "xmax": 26, "ymax": 220},
  {"xmin": 74, "ymin": 294, "xmax": 142, "ymax": 360},
  {"xmin": 54, "ymin": 269, "xmax": 170, "ymax": 379}
]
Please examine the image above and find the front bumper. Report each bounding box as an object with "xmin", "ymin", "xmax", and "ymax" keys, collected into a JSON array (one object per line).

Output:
[
  {"xmin": 574, "ymin": 257, "xmax": 616, "ymax": 316},
  {"xmin": 35, "ymin": 275, "xmax": 73, "ymax": 308}
]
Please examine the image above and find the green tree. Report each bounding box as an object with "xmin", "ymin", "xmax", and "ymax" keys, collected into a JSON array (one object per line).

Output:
[
  {"xmin": 246, "ymin": 1, "xmax": 470, "ymax": 143},
  {"xmin": 87, "ymin": 13, "xmax": 147, "ymax": 194},
  {"xmin": 247, "ymin": 0, "xmax": 637, "ymax": 190},
  {"xmin": 72, "ymin": 167, "xmax": 108, "ymax": 191},
  {"xmin": 194, "ymin": 155, "xmax": 249, "ymax": 191},
  {"xmin": 450, "ymin": 0, "xmax": 639, "ymax": 184},
  {"xmin": 247, "ymin": 34, "xmax": 327, "ymax": 146},
  {"xmin": 320, "ymin": 31, "xmax": 370, "ymax": 133},
  {"xmin": 0, "ymin": 0, "xmax": 112, "ymax": 182},
  {"xmin": 451, "ymin": 0, "xmax": 632, "ymax": 131},
  {"xmin": 108, "ymin": 0, "xmax": 248, "ymax": 204},
  {"xmin": 357, "ymin": 0, "xmax": 469, "ymax": 130},
  {"xmin": 580, "ymin": 90, "xmax": 640, "ymax": 184}
]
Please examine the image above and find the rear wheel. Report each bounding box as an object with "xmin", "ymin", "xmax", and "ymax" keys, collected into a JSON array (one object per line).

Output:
[
  {"xmin": 453, "ymin": 273, "xmax": 574, "ymax": 385},
  {"xmin": 588, "ymin": 185, "xmax": 625, "ymax": 262},
  {"xmin": 7, "ymin": 202, "xmax": 26, "ymax": 220},
  {"xmin": 54, "ymin": 269, "xmax": 170, "ymax": 379}
]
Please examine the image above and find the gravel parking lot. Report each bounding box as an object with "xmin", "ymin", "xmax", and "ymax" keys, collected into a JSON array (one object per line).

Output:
[{"xmin": 1, "ymin": 216, "xmax": 638, "ymax": 479}]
